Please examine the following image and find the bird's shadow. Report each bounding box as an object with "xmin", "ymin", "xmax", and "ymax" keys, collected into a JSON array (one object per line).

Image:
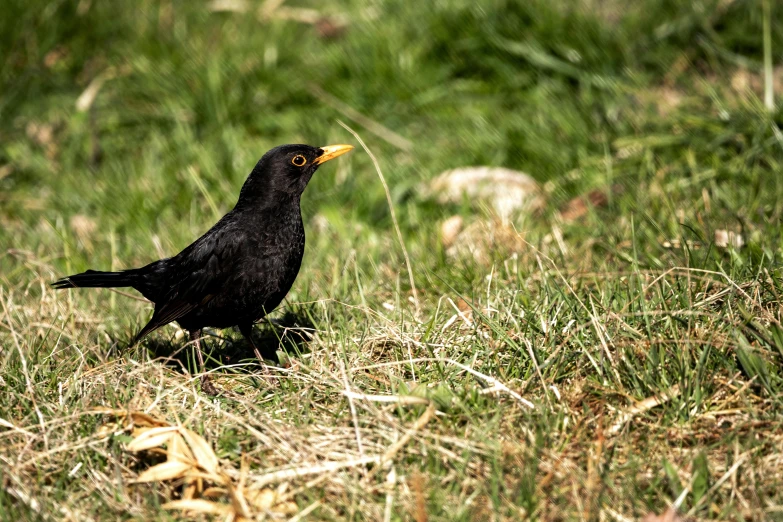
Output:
[{"xmin": 144, "ymin": 307, "xmax": 317, "ymax": 377}]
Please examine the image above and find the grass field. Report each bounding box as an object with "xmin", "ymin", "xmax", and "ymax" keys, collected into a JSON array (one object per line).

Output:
[{"xmin": 2, "ymin": 0, "xmax": 783, "ymax": 520}]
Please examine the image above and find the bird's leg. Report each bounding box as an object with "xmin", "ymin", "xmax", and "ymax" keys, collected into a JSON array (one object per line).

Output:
[
  {"xmin": 190, "ymin": 329, "xmax": 217, "ymax": 395},
  {"xmin": 238, "ymin": 322, "xmax": 281, "ymax": 384},
  {"xmin": 238, "ymin": 323, "xmax": 265, "ymax": 362}
]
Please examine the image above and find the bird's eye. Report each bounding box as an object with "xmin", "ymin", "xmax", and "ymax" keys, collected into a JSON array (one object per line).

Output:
[{"xmin": 291, "ymin": 155, "xmax": 307, "ymax": 167}]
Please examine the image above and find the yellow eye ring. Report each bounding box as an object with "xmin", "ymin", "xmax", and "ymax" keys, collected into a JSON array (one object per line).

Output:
[{"xmin": 291, "ymin": 155, "xmax": 307, "ymax": 167}]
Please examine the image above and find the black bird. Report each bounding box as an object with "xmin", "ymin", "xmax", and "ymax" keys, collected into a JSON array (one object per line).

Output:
[{"xmin": 52, "ymin": 143, "xmax": 353, "ymax": 392}]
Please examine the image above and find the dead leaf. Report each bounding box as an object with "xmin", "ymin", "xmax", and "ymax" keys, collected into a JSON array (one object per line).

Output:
[
  {"xmin": 135, "ymin": 460, "xmax": 192, "ymax": 483},
  {"xmin": 167, "ymin": 433, "xmax": 194, "ymax": 463},
  {"xmin": 182, "ymin": 480, "xmax": 198, "ymax": 501},
  {"xmin": 126, "ymin": 426, "xmax": 178, "ymax": 452},
  {"xmin": 126, "ymin": 411, "xmax": 171, "ymax": 428},
  {"xmin": 92, "ymin": 409, "xmax": 304, "ymax": 518},
  {"xmin": 163, "ymin": 499, "xmax": 233, "ymax": 515},
  {"xmin": 92, "ymin": 408, "xmax": 171, "ymax": 428},
  {"xmin": 225, "ymin": 479, "xmax": 252, "ymax": 518},
  {"xmin": 559, "ymin": 188, "xmax": 610, "ymax": 222},
  {"xmin": 180, "ymin": 428, "xmax": 219, "ymax": 474},
  {"xmin": 92, "ymin": 408, "xmax": 171, "ymax": 437},
  {"xmin": 202, "ymin": 487, "xmax": 228, "ymax": 498}
]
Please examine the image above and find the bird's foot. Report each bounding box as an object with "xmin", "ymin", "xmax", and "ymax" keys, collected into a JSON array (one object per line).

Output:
[
  {"xmin": 200, "ymin": 374, "xmax": 218, "ymax": 396},
  {"xmin": 252, "ymin": 358, "xmax": 279, "ymax": 387},
  {"xmin": 252, "ymin": 348, "xmax": 266, "ymax": 362}
]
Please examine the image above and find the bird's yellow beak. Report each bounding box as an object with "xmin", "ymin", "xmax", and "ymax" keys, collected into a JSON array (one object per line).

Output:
[{"xmin": 314, "ymin": 144, "xmax": 354, "ymax": 165}]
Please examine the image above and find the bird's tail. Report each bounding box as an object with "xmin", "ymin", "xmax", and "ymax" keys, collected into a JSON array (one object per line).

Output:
[{"xmin": 51, "ymin": 269, "xmax": 138, "ymax": 289}]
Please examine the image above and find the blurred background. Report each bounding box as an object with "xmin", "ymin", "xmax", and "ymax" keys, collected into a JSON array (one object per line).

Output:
[{"xmin": 3, "ymin": 0, "xmax": 782, "ymax": 286}]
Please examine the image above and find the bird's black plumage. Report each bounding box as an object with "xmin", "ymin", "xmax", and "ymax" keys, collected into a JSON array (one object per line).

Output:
[{"xmin": 53, "ymin": 143, "xmax": 353, "ymax": 387}]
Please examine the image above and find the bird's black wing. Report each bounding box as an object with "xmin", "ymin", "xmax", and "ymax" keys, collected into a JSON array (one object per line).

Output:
[{"xmin": 133, "ymin": 218, "xmax": 243, "ymax": 343}]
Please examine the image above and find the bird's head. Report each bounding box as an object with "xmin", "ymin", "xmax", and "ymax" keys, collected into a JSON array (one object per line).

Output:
[{"xmin": 239, "ymin": 143, "xmax": 354, "ymax": 204}]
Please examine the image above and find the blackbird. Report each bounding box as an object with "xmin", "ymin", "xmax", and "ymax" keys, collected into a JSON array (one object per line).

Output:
[{"xmin": 52, "ymin": 143, "xmax": 353, "ymax": 392}]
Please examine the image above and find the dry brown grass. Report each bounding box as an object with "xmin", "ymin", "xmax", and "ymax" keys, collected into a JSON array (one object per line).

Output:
[{"xmin": 2, "ymin": 250, "xmax": 782, "ymax": 520}]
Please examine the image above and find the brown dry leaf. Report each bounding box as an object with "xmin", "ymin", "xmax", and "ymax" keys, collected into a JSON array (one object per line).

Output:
[
  {"xmin": 225, "ymin": 480, "xmax": 252, "ymax": 519},
  {"xmin": 167, "ymin": 433, "xmax": 194, "ymax": 463},
  {"xmin": 93, "ymin": 409, "xmax": 171, "ymax": 440},
  {"xmin": 180, "ymin": 428, "xmax": 219, "ymax": 474},
  {"xmin": 126, "ymin": 426, "xmax": 178, "ymax": 452},
  {"xmin": 92, "ymin": 409, "xmax": 304, "ymax": 517},
  {"xmin": 92, "ymin": 408, "xmax": 171, "ymax": 428},
  {"xmin": 135, "ymin": 460, "xmax": 192, "ymax": 483},
  {"xmin": 182, "ymin": 480, "xmax": 198, "ymax": 501},
  {"xmin": 127, "ymin": 411, "xmax": 170, "ymax": 428},
  {"xmin": 203, "ymin": 487, "xmax": 228, "ymax": 498},
  {"xmin": 163, "ymin": 499, "xmax": 233, "ymax": 515},
  {"xmin": 641, "ymin": 507, "xmax": 684, "ymax": 522},
  {"xmin": 560, "ymin": 196, "xmax": 589, "ymax": 221},
  {"xmin": 559, "ymin": 189, "xmax": 609, "ymax": 222}
]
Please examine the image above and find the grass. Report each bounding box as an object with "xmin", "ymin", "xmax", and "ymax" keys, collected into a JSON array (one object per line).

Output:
[{"xmin": 2, "ymin": 0, "xmax": 783, "ymax": 520}]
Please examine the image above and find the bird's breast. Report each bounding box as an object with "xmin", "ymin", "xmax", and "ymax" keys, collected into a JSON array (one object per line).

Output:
[{"xmin": 244, "ymin": 215, "xmax": 305, "ymax": 293}]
